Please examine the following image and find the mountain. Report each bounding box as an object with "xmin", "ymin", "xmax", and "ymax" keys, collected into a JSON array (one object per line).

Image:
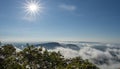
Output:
[
  {"xmin": 64, "ymin": 44, "xmax": 80, "ymax": 50},
  {"xmin": 35, "ymin": 42, "xmax": 62, "ymax": 49},
  {"xmin": 92, "ymin": 45, "xmax": 107, "ymax": 51},
  {"xmin": 35, "ymin": 42, "xmax": 80, "ymax": 50}
]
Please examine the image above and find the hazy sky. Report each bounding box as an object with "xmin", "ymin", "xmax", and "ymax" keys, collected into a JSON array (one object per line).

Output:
[{"xmin": 0, "ymin": 0, "xmax": 120, "ymax": 43}]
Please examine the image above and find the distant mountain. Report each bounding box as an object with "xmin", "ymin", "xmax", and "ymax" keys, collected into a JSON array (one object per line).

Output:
[
  {"xmin": 92, "ymin": 45, "xmax": 108, "ymax": 51},
  {"xmin": 35, "ymin": 42, "xmax": 61, "ymax": 49},
  {"xmin": 64, "ymin": 44, "xmax": 80, "ymax": 50},
  {"xmin": 35, "ymin": 42, "xmax": 80, "ymax": 50}
]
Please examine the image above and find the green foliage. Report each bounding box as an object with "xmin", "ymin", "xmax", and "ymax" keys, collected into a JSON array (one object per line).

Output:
[
  {"xmin": 0, "ymin": 44, "xmax": 99, "ymax": 69},
  {"xmin": 0, "ymin": 44, "xmax": 16, "ymax": 58}
]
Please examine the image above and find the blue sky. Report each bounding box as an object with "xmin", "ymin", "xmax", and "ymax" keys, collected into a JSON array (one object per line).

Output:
[{"xmin": 0, "ymin": 0, "xmax": 120, "ymax": 43}]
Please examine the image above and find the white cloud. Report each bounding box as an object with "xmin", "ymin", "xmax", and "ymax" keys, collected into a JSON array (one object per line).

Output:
[
  {"xmin": 98, "ymin": 64, "xmax": 120, "ymax": 69},
  {"xmin": 59, "ymin": 4, "xmax": 76, "ymax": 11},
  {"xmin": 48, "ymin": 47, "xmax": 78, "ymax": 58}
]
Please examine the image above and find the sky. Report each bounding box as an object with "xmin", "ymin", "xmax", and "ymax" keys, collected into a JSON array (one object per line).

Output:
[{"xmin": 0, "ymin": 0, "xmax": 120, "ymax": 43}]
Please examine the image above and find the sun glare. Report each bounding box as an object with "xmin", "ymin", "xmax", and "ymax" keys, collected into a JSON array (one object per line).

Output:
[
  {"xmin": 24, "ymin": 0, "xmax": 43, "ymax": 17},
  {"xmin": 29, "ymin": 4, "xmax": 38, "ymax": 12}
]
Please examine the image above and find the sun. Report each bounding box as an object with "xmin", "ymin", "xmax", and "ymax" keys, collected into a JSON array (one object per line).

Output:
[
  {"xmin": 24, "ymin": 0, "xmax": 43, "ymax": 17},
  {"xmin": 28, "ymin": 3, "xmax": 38, "ymax": 12}
]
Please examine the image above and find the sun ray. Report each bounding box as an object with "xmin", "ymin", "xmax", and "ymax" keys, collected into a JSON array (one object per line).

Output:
[{"xmin": 23, "ymin": 0, "xmax": 43, "ymax": 17}]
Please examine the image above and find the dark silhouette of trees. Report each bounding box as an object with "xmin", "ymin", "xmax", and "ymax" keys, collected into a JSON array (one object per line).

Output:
[
  {"xmin": 0, "ymin": 41, "xmax": 1, "ymax": 46},
  {"xmin": 0, "ymin": 44, "xmax": 99, "ymax": 69}
]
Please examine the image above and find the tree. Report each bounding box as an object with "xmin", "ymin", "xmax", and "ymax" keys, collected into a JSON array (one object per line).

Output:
[
  {"xmin": 1, "ymin": 44, "xmax": 16, "ymax": 58},
  {"xmin": 0, "ymin": 41, "xmax": 1, "ymax": 46}
]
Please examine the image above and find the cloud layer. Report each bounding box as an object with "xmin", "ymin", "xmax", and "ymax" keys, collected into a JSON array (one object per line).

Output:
[{"xmin": 59, "ymin": 4, "xmax": 76, "ymax": 11}]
